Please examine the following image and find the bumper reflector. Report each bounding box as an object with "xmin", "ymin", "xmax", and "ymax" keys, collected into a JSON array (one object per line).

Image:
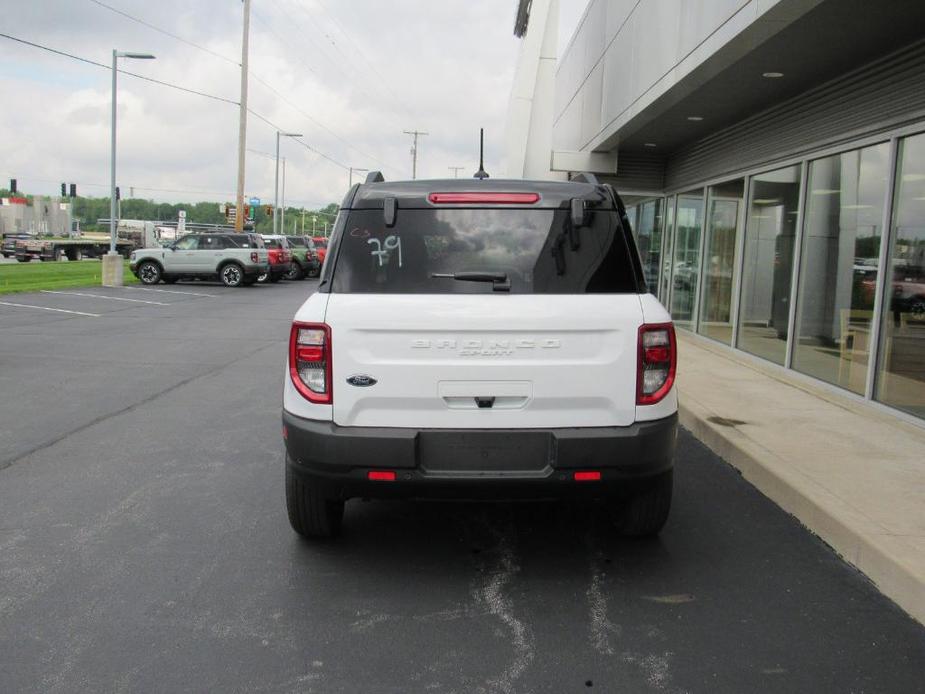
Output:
[
  {"xmin": 368, "ymin": 470, "xmax": 397, "ymax": 481},
  {"xmin": 573, "ymin": 471, "xmax": 601, "ymax": 482}
]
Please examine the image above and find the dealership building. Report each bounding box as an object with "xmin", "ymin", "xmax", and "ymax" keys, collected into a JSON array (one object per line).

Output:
[{"xmin": 507, "ymin": 0, "xmax": 925, "ymax": 423}]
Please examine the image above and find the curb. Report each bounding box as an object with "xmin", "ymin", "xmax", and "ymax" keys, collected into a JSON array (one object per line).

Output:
[{"xmin": 679, "ymin": 398, "xmax": 925, "ymax": 626}]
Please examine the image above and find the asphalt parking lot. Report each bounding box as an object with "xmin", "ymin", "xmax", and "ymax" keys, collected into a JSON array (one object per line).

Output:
[{"xmin": 1, "ymin": 279, "xmax": 923, "ymax": 693}]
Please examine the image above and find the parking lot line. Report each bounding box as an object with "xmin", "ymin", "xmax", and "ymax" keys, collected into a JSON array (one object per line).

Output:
[
  {"xmin": 40, "ymin": 290, "xmax": 169, "ymax": 306},
  {"xmin": 0, "ymin": 301, "xmax": 101, "ymax": 317},
  {"xmin": 124, "ymin": 287, "xmax": 217, "ymax": 298}
]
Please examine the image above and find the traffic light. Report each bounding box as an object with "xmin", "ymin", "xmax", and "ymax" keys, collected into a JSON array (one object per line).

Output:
[
  {"xmin": 265, "ymin": 204, "xmax": 274, "ymax": 217},
  {"xmin": 115, "ymin": 186, "xmax": 120, "ymax": 200},
  {"xmin": 69, "ymin": 183, "xmax": 77, "ymax": 198},
  {"xmin": 10, "ymin": 179, "xmax": 17, "ymax": 194},
  {"xmin": 61, "ymin": 183, "xmax": 66, "ymax": 197}
]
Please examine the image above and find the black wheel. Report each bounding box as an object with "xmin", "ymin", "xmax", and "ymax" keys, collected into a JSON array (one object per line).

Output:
[
  {"xmin": 612, "ymin": 470, "xmax": 673, "ymax": 537},
  {"xmin": 286, "ymin": 261, "xmax": 304, "ymax": 281},
  {"xmin": 269, "ymin": 273, "xmax": 283, "ymax": 283},
  {"xmin": 257, "ymin": 272, "xmax": 269, "ymax": 284},
  {"xmin": 220, "ymin": 263, "xmax": 245, "ymax": 287},
  {"xmin": 286, "ymin": 462, "xmax": 344, "ymax": 538},
  {"xmin": 137, "ymin": 260, "xmax": 162, "ymax": 285}
]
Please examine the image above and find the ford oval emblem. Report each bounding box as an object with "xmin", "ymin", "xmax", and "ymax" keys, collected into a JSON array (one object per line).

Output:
[{"xmin": 346, "ymin": 374, "xmax": 377, "ymax": 387}]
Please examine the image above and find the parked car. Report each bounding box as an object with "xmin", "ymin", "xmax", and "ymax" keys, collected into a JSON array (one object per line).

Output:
[
  {"xmin": 310, "ymin": 236, "xmax": 328, "ymax": 264},
  {"xmin": 282, "ymin": 174, "xmax": 678, "ymax": 538},
  {"xmin": 285, "ymin": 235, "xmax": 322, "ymax": 280},
  {"xmin": 129, "ymin": 232, "xmax": 268, "ymax": 287},
  {"xmin": 258, "ymin": 235, "xmax": 292, "ymax": 283}
]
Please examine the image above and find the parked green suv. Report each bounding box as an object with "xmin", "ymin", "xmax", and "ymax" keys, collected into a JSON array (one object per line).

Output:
[{"xmin": 284, "ymin": 236, "xmax": 322, "ymax": 280}]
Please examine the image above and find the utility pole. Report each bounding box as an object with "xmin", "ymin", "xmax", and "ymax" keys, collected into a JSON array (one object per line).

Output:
[
  {"xmin": 448, "ymin": 166, "xmax": 464, "ymax": 178},
  {"xmin": 234, "ymin": 0, "xmax": 251, "ymax": 232},
  {"xmin": 312, "ymin": 215, "xmax": 317, "ymax": 234},
  {"xmin": 301, "ymin": 207, "xmax": 305, "ymax": 234},
  {"xmin": 403, "ymin": 129, "xmax": 428, "ymax": 179}
]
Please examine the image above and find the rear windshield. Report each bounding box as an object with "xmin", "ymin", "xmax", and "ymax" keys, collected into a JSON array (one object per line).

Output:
[
  {"xmin": 288, "ymin": 237, "xmax": 306, "ymax": 248},
  {"xmin": 263, "ymin": 238, "xmax": 286, "ymax": 249},
  {"xmin": 330, "ymin": 208, "xmax": 638, "ymax": 294}
]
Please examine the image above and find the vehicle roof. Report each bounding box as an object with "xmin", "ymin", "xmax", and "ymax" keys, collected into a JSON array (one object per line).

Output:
[{"xmin": 349, "ymin": 178, "xmax": 614, "ymax": 210}]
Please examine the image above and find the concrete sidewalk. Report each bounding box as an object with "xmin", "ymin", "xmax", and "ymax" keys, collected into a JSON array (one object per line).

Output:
[{"xmin": 677, "ymin": 333, "xmax": 925, "ymax": 625}]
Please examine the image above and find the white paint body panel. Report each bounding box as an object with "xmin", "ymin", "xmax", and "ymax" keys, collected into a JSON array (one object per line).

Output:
[{"xmin": 317, "ymin": 293, "xmax": 647, "ymax": 429}]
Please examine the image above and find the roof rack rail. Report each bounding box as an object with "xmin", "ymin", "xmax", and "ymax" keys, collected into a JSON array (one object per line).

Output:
[
  {"xmin": 365, "ymin": 171, "xmax": 385, "ymax": 184},
  {"xmin": 570, "ymin": 172, "xmax": 599, "ymax": 185}
]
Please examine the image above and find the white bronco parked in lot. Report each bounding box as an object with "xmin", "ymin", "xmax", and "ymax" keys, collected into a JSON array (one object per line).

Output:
[
  {"xmin": 130, "ymin": 232, "xmax": 269, "ymax": 287},
  {"xmin": 282, "ymin": 173, "xmax": 678, "ymax": 538}
]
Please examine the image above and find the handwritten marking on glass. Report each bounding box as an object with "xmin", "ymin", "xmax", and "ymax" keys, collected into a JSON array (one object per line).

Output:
[{"xmin": 368, "ymin": 236, "xmax": 402, "ymax": 267}]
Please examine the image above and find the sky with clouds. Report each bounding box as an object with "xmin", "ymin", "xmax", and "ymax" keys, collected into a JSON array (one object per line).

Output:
[{"xmin": 1, "ymin": 0, "xmax": 588, "ymax": 209}]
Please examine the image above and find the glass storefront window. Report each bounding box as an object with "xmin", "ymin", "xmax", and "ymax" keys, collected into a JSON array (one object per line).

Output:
[
  {"xmin": 876, "ymin": 132, "xmax": 925, "ymax": 418},
  {"xmin": 737, "ymin": 166, "xmax": 802, "ymax": 364},
  {"xmin": 669, "ymin": 191, "xmax": 704, "ymax": 330},
  {"xmin": 636, "ymin": 199, "xmax": 664, "ymax": 296},
  {"xmin": 698, "ymin": 180, "xmax": 744, "ymax": 344},
  {"xmin": 792, "ymin": 143, "xmax": 890, "ymax": 394}
]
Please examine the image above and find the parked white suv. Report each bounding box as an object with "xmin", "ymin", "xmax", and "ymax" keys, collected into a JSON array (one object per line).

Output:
[
  {"xmin": 130, "ymin": 232, "xmax": 269, "ymax": 287},
  {"xmin": 282, "ymin": 174, "xmax": 678, "ymax": 538}
]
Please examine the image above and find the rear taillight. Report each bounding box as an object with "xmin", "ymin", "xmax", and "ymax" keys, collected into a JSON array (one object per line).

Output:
[
  {"xmin": 289, "ymin": 322, "xmax": 332, "ymax": 404},
  {"xmin": 637, "ymin": 323, "xmax": 676, "ymax": 405},
  {"xmin": 250, "ymin": 251, "xmax": 258, "ymax": 263}
]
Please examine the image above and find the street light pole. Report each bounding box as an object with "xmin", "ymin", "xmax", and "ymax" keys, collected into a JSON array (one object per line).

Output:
[
  {"xmin": 349, "ymin": 167, "xmax": 369, "ymax": 187},
  {"xmin": 107, "ymin": 49, "xmax": 154, "ymax": 287},
  {"xmin": 274, "ymin": 131, "xmax": 301, "ymax": 234},
  {"xmin": 280, "ymin": 158, "xmax": 286, "ymax": 234},
  {"xmin": 312, "ymin": 215, "xmax": 317, "ymax": 234}
]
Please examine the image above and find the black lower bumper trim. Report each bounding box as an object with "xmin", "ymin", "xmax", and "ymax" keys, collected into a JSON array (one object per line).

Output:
[{"xmin": 282, "ymin": 412, "xmax": 677, "ymax": 499}]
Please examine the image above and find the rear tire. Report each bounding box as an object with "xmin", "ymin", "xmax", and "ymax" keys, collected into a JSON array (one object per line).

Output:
[
  {"xmin": 137, "ymin": 260, "xmax": 162, "ymax": 285},
  {"xmin": 286, "ymin": 261, "xmax": 304, "ymax": 281},
  {"xmin": 286, "ymin": 463, "xmax": 344, "ymax": 538},
  {"xmin": 612, "ymin": 470, "xmax": 673, "ymax": 537},
  {"xmin": 220, "ymin": 263, "xmax": 245, "ymax": 287}
]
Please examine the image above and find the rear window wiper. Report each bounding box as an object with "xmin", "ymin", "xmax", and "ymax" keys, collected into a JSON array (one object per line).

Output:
[{"xmin": 430, "ymin": 271, "xmax": 511, "ymax": 292}]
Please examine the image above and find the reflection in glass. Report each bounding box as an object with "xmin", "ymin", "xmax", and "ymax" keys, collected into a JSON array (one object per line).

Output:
[
  {"xmin": 737, "ymin": 166, "xmax": 802, "ymax": 364},
  {"xmin": 698, "ymin": 180, "xmax": 744, "ymax": 344},
  {"xmin": 636, "ymin": 199, "xmax": 664, "ymax": 297},
  {"xmin": 659, "ymin": 198, "xmax": 675, "ymax": 303},
  {"xmin": 793, "ymin": 144, "xmax": 889, "ymax": 394},
  {"xmin": 876, "ymin": 132, "xmax": 925, "ymax": 418},
  {"xmin": 669, "ymin": 192, "xmax": 704, "ymax": 329}
]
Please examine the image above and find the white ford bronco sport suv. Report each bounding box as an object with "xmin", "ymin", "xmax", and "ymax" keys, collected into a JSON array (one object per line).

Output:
[{"xmin": 282, "ymin": 173, "xmax": 677, "ymax": 538}]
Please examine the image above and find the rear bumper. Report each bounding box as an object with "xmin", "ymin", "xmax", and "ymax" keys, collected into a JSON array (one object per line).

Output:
[{"xmin": 282, "ymin": 412, "xmax": 677, "ymax": 499}]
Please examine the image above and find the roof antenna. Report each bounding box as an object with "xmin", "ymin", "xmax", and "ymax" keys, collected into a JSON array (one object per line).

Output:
[{"xmin": 473, "ymin": 128, "xmax": 489, "ymax": 179}]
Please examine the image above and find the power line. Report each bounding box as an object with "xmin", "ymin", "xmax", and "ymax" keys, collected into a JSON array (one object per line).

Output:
[
  {"xmin": 86, "ymin": 0, "xmax": 239, "ymax": 66},
  {"xmin": 79, "ymin": 0, "xmax": 403, "ymax": 173},
  {"xmin": 0, "ymin": 32, "xmax": 238, "ymax": 105},
  {"xmin": 0, "ymin": 32, "xmax": 357, "ymax": 173},
  {"xmin": 247, "ymin": 109, "xmax": 349, "ymax": 171}
]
